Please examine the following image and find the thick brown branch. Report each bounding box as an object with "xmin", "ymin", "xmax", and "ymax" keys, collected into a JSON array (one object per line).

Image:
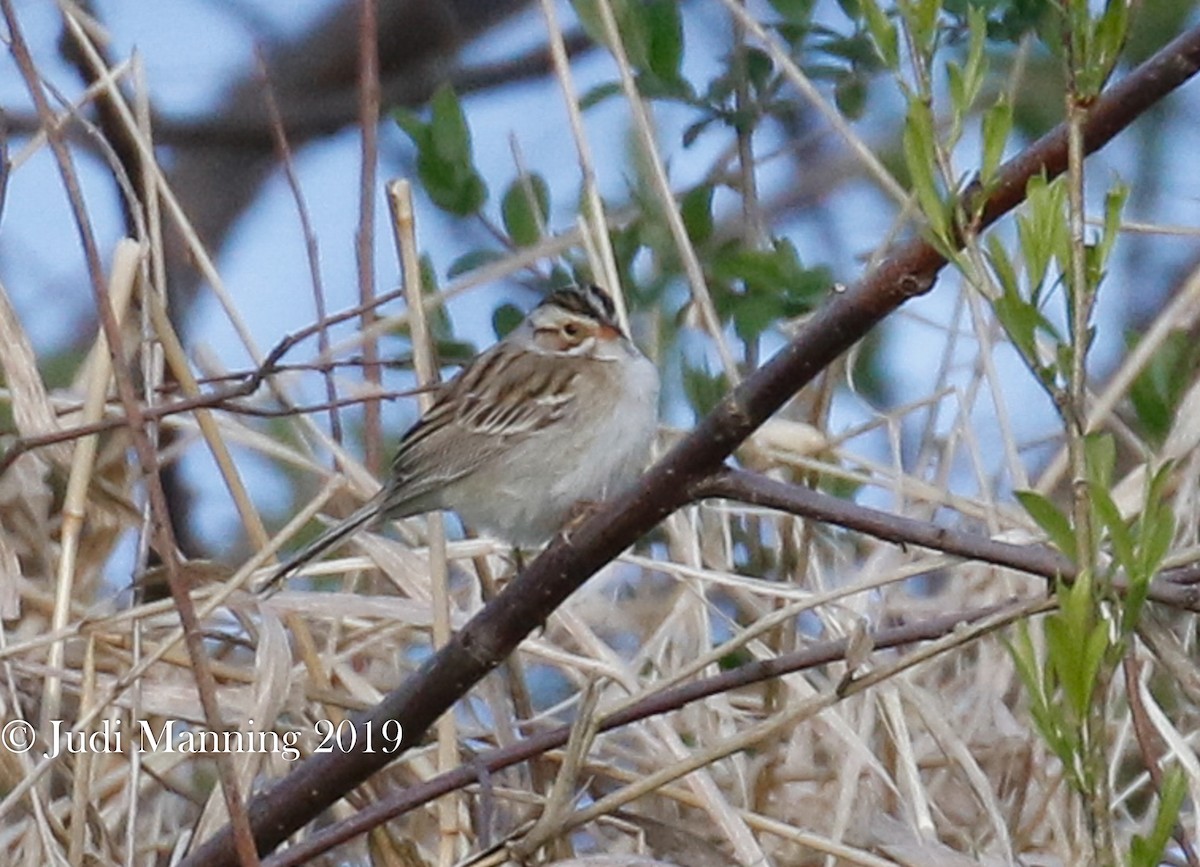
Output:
[
  {"xmin": 181, "ymin": 23, "xmax": 1200, "ymax": 866},
  {"xmin": 0, "ymin": 31, "xmax": 596, "ymax": 149}
]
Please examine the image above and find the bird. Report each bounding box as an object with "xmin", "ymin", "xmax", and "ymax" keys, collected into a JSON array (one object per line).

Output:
[{"xmin": 260, "ymin": 284, "xmax": 660, "ymax": 590}]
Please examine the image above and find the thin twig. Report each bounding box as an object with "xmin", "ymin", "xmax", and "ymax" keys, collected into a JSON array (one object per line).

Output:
[
  {"xmin": 0, "ymin": 306, "xmax": 441, "ymax": 474},
  {"xmin": 256, "ymin": 49, "xmax": 342, "ymax": 448},
  {"xmin": 693, "ymin": 468, "xmax": 1200, "ymax": 611},
  {"xmin": 356, "ymin": 0, "xmax": 382, "ymax": 474}
]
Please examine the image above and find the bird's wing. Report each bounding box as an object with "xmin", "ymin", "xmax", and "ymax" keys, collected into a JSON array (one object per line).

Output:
[{"xmin": 385, "ymin": 344, "xmax": 585, "ymax": 505}]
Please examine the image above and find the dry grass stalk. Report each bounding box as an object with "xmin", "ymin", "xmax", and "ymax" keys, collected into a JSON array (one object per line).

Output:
[{"xmin": 1, "ymin": 5, "xmax": 1198, "ymax": 867}]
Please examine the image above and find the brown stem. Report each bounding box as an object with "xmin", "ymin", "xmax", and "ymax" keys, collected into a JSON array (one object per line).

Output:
[
  {"xmin": 257, "ymin": 51, "xmax": 344, "ymax": 449},
  {"xmin": 356, "ymin": 0, "xmax": 382, "ymax": 474},
  {"xmin": 1123, "ymin": 653, "xmax": 1200, "ymax": 867},
  {"xmin": 0, "ymin": 293, "xmax": 423, "ymax": 475},
  {"xmin": 693, "ymin": 468, "xmax": 1200, "ymax": 611}
]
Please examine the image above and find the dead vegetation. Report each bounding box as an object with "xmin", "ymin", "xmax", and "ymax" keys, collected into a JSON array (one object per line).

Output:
[{"xmin": 3, "ymin": 2, "xmax": 1200, "ymax": 866}]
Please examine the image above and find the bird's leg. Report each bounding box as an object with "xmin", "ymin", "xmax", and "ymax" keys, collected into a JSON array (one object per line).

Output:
[{"xmin": 558, "ymin": 499, "xmax": 603, "ymax": 546}]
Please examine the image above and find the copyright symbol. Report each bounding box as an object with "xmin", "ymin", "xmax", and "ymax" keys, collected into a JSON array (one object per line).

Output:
[{"xmin": 2, "ymin": 720, "xmax": 35, "ymax": 753}]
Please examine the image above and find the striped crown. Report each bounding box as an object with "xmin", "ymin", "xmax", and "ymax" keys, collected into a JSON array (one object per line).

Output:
[{"xmin": 541, "ymin": 284, "xmax": 619, "ymax": 331}]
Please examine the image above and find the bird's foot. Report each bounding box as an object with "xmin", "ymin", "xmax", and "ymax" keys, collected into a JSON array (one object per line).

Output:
[{"xmin": 558, "ymin": 499, "xmax": 603, "ymax": 546}]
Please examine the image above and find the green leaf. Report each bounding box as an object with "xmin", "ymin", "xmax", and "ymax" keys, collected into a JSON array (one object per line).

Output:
[
  {"xmin": 992, "ymin": 290, "xmax": 1040, "ymax": 365},
  {"xmin": 1129, "ymin": 331, "xmax": 1200, "ymax": 443},
  {"xmin": 1005, "ymin": 624, "xmax": 1073, "ymax": 765},
  {"xmin": 575, "ymin": 0, "xmax": 650, "ymax": 70},
  {"xmin": 447, "ymin": 248, "xmax": 506, "ymax": 279},
  {"xmin": 743, "ymin": 48, "xmax": 775, "ymax": 96},
  {"xmin": 709, "ymin": 240, "xmax": 829, "ymax": 341},
  {"xmin": 991, "ymin": 2, "xmax": 1052, "ymax": 43},
  {"xmin": 570, "ymin": 0, "xmax": 606, "ymax": 47},
  {"xmin": 946, "ymin": 63, "xmax": 966, "ymax": 116},
  {"xmin": 429, "ymin": 85, "xmax": 473, "ymax": 164},
  {"xmin": 579, "ymin": 81, "xmax": 622, "ymax": 110},
  {"xmin": 421, "ymin": 160, "xmax": 487, "ymax": 215},
  {"xmin": 492, "ymin": 303, "xmax": 525, "ymax": 340},
  {"xmin": 433, "ymin": 337, "xmax": 477, "ymax": 365},
  {"xmin": 1015, "ymin": 490, "xmax": 1076, "ymax": 560},
  {"xmin": 572, "ymin": 0, "xmax": 644, "ymax": 63},
  {"xmin": 1006, "ymin": 626, "xmax": 1044, "ymax": 706},
  {"xmin": 501, "ymin": 174, "xmax": 550, "ymax": 247},
  {"xmin": 621, "ymin": 0, "xmax": 652, "ymax": 71},
  {"xmin": 1085, "ymin": 0, "xmax": 1129, "ymax": 94},
  {"xmin": 985, "ymin": 235, "xmax": 1018, "ymax": 296},
  {"xmin": 397, "ymin": 85, "xmax": 488, "ymax": 216},
  {"xmin": 681, "ymin": 360, "xmax": 726, "ymax": 416},
  {"xmin": 680, "ymin": 184, "xmax": 714, "ymax": 246},
  {"xmin": 832, "ymin": 0, "xmax": 857, "ymax": 19},
  {"xmin": 1097, "ymin": 181, "xmax": 1129, "ymax": 266},
  {"xmin": 980, "ymin": 97, "xmax": 1012, "ymax": 186},
  {"xmin": 1129, "ymin": 374, "xmax": 1172, "ymax": 442},
  {"xmin": 1145, "ymin": 461, "xmax": 1176, "ymax": 516},
  {"xmin": 1083, "ymin": 431, "xmax": 1116, "ymax": 490},
  {"xmin": 1047, "ymin": 569, "xmax": 1105, "ymax": 723},
  {"xmin": 416, "ymin": 255, "xmax": 452, "ymax": 341},
  {"xmin": 1061, "ymin": 568, "xmax": 1096, "ymax": 657},
  {"xmin": 1017, "ymin": 174, "xmax": 1069, "ymax": 297},
  {"xmin": 861, "ymin": 0, "xmax": 899, "ymax": 70},
  {"xmin": 1131, "ymin": 766, "xmax": 1187, "ymax": 867},
  {"xmin": 1079, "ymin": 620, "xmax": 1109, "ymax": 706},
  {"xmin": 903, "ymin": 0, "xmax": 941, "ymax": 55},
  {"xmin": 1120, "ymin": 461, "xmax": 1174, "ymax": 633},
  {"xmin": 643, "ymin": 0, "xmax": 684, "ymax": 83},
  {"xmin": 767, "ymin": 0, "xmax": 815, "ymax": 24},
  {"xmin": 635, "ymin": 69, "xmax": 696, "ymax": 101},
  {"xmin": 959, "ymin": 6, "xmax": 988, "ymax": 108},
  {"xmin": 809, "ymin": 29, "xmax": 881, "ymax": 67},
  {"xmin": 393, "ymin": 108, "xmax": 429, "ymax": 148},
  {"xmin": 834, "ymin": 72, "xmax": 868, "ymax": 119},
  {"xmin": 1137, "ymin": 498, "xmax": 1175, "ymax": 582},
  {"xmin": 903, "ymin": 98, "xmax": 951, "ymax": 245},
  {"xmin": 1090, "ymin": 485, "xmax": 1132, "ymax": 577},
  {"xmin": 1043, "ymin": 616, "xmax": 1077, "ymax": 715},
  {"xmin": 717, "ymin": 647, "xmax": 754, "ymax": 670},
  {"xmin": 1017, "ymin": 177, "xmax": 1051, "ymax": 290}
]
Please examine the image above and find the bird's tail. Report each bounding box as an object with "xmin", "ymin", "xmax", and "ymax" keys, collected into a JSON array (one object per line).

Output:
[{"xmin": 258, "ymin": 496, "xmax": 383, "ymax": 592}]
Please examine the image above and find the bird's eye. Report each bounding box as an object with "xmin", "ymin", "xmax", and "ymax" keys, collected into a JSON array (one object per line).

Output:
[{"xmin": 562, "ymin": 322, "xmax": 582, "ymax": 339}]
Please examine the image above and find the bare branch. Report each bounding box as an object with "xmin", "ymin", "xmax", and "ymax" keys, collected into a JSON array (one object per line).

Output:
[{"xmin": 694, "ymin": 468, "xmax": 1200, "ymax": 612}]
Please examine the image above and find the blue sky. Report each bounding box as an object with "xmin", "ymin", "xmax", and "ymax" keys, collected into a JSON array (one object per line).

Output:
[{"xmin": 3, "ymin": 1, "xmax": 1199, "ymax": 563}]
